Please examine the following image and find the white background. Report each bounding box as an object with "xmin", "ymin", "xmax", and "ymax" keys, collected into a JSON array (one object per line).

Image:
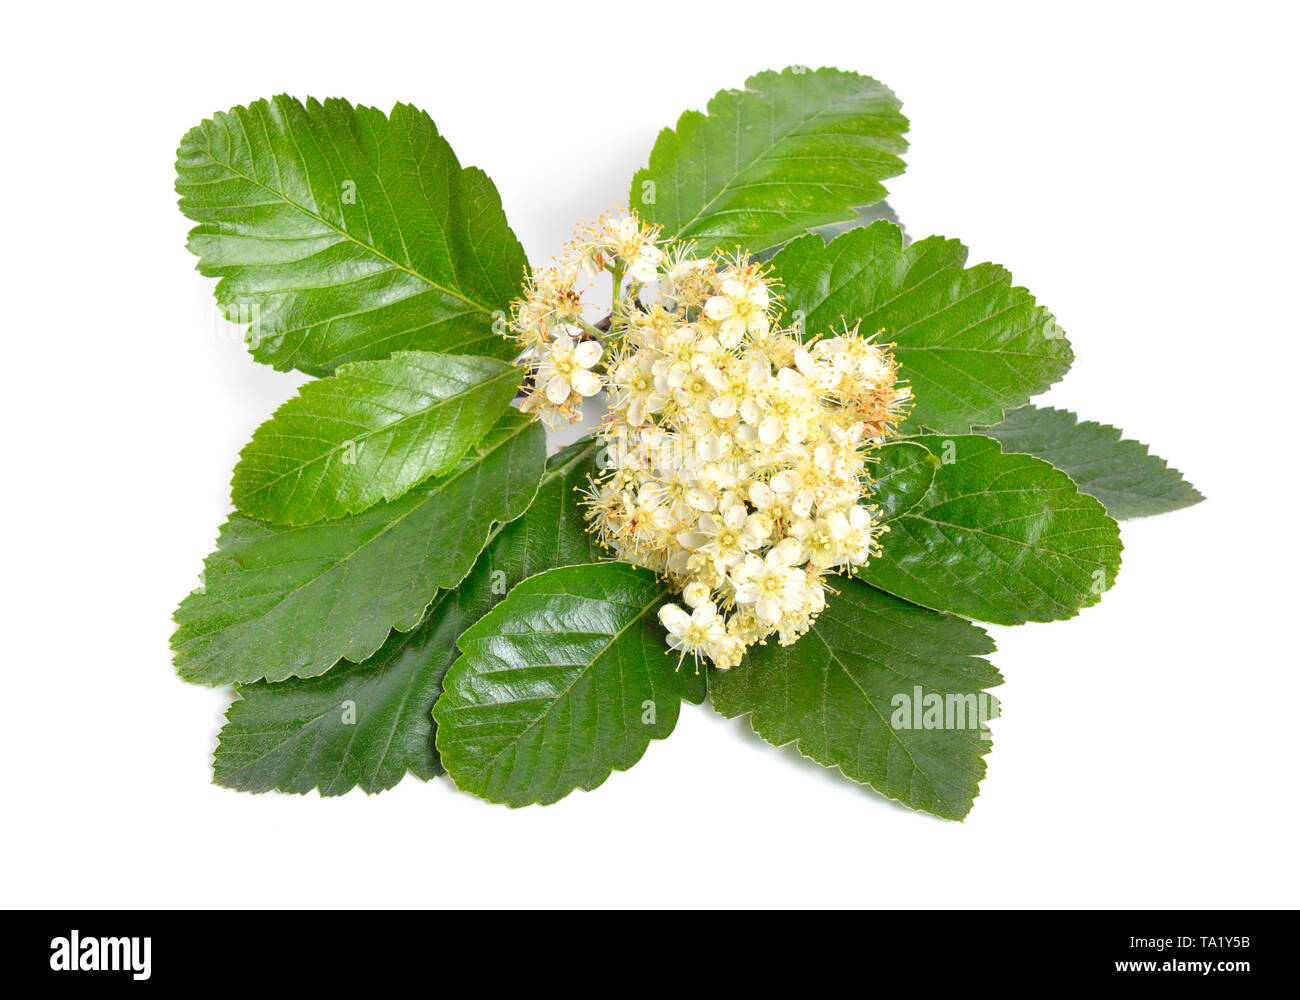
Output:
[{"xmin": 2, "ymin": 1, "xmax": 1297, "ymax": 908}]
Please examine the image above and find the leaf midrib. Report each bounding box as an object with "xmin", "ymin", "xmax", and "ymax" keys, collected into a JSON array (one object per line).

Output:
[
  {"xmin": 194, "ymin": 147, "xmax": 494, "ymax": 317},
  {"xmin": 464, "ymin": 579, "xmax": 669, "ymax": 786},
  {"xmin": 673, "ymin": 87, "xmax": 894, "ymax": 238},
  {"xmin": 809, "ymin": 626, "xmax": 956, "ymax": 812},
  {"xmin": 185, "ymin": 420, "xmax": 533, "ymax": 648},
  {"xmin": 239, "ymin": 362, "xmax": 518, "ymax": 507}
]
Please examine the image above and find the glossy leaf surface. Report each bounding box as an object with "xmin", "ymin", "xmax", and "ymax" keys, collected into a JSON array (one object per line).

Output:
[
  {"xmin": 435, "ymin": 562, "xmax": 706, "ymax": 806},
  {"xmin": 177, "ymin": 97, "xmax": 526, "ymax": 374},
  {"xmin": 211, "ymin": 439, "xmax": 600, "ymax": 793},
  {"xmin": 231, "ymin": 352, "xmax": 520, "ymax": 524},
  {"xmin": 173, "ymin": 410, "xmax": 544, "ymax": 685},
  {"xmin": 632, "ymin": 68, "xmax": 908, "ymax": 255},
  {"xmin": 863, "ymin": 435, "xmax": 1122, "ymax": 624},
  {"xmin": 710, "ymin": 580, "xmax": 1000, "ymax": 820}
]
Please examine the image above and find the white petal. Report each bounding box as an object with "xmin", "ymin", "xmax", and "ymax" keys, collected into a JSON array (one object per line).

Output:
[
  {"xmin": 571, "ymin": 369, "xmax": 602, "ymax": 397},
  {"xmin": 777, "ymin": 367, "xmax": 803, "ymax": 392},
  {"xmin": 629, "ymin": 259, "xmax": 658, "ymax": 283},
  {"xmin": 574, "ymin": 340, "xmax": 602, "ymax": 369},
  {"xmin": 676, "ymin": 530, "xmax": 709, "ymax": 550},
  {"xmin": 691, "ymin": 602, "xmax": 719, "ymax": 626},
  {"xmin": 773, "ymin": 537, "xmax": 805, "ymax": 566},
  {"xmin": 658, "ymin": 604, "xmax": 691, "ymax": 635},
  {"xmin": 545, "ymin": 376, "xmax": 571, "ymax": 404},
  {"xmin": 744, "ymin": 514, "xmax": 772, "ymax": 542},
  {"xmin": 696, "ymin": 434, "xmax": 724, "ymax": 462},
  {"xmin": 704, "ymin": 296, "xmax": 735, "ymax": 320}
]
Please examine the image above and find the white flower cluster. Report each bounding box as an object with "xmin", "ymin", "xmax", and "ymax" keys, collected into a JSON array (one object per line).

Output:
[
  {"xmin": 508, "ymin": 211, "xmax": 910, "ymax": 670},
  {"xmin": 514, "ymin": 213, "xmax": 664, "ymax": 426}
]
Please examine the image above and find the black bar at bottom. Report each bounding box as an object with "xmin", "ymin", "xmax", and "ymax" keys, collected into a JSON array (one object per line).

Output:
[{"xmin": 2, "ymin": 909, "xmax": 1279, "ymax": 986}]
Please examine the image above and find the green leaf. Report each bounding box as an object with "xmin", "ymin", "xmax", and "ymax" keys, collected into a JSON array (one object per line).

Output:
[
  {"xmin": 710, "ymin": 580, "xmax": 1000, "ymax": 820},
  {"xmin": 434, "ymin": 562, "xmax": 706, "ymax": 806},
  {"xmin": 771, "ymin": 223, "xmax": 1073, "ymax": 433},
  {"xmin": 488, "ymin": 438, "xmax": 605, "ymax": 570},
  {"xmin": 213, "ymin": 592, "xmax": 460, "ymax": 794},
  {"xmin": 213, "ymin": 439, "xmax": 603, "ymax": 796},
  {"xmin": 869, "ymin": 440, "xmax": 937, "ymax": 521},
  {"xmin": 863, "ymin": 435, "xmax": 1122, "ymax": 624},
  {"xmin": 176, "ymin": 97, "xmax": 526, "ymax": 375},
  {"xmin": 632, "ymin": 67, "xmax": 908, "ymax": 255},
  {"xmin": 980, "ymin": 405, "xmax": 1204, "ymax": 520},
  {"xmin": 172, "ymin": 409, "xmax": 544, "ymax": 686},
  {"xmin": 231, "ymin": 352, "xmax": 521, "ymax": 524}
]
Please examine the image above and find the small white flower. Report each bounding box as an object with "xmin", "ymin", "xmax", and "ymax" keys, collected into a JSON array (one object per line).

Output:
[
  {"xmin": 704, "ymin": 274, "xmax": 771, "ymax": 343},
  {"xmin": 628, "ymin": 245, "xmax": 664, "ymax": 284},
  {"xmin": 659, "ymin": 601, "xmax": 727, "ymax": 667},
  {"xmin": 696, "ymin": 504, "xmax": 756, "ymax": 571},
  {"xmin": 536, "ymin": 331, "xmax": 603, "ymax": 404},
  {"xmin": 731, "ymin": 552, "xmax": 805, "ymax": 626},
  {"xmin": 682, "ymin": 580, "xmax": 712, "ymax": 608}
]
